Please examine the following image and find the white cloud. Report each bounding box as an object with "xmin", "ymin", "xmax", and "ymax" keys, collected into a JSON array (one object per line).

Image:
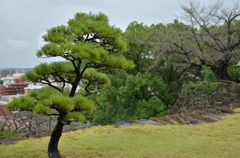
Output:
[
  {"xmin": 37, "ymin": 32, "xmax": 47, "ymax": 49},
  {"xmin": 6, "ymin": 38, "xmax": 29, "ymax": 49}
]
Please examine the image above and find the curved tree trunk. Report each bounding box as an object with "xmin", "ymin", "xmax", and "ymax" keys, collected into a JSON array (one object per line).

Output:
[
  {"xmin": 218, "ymin": 64, "xmax": 230, "ymax": 80},
  {"xmin": 48, "ymin": 117, "xmax": 64, "ymax": 158},
  {"xmin": 212, "ymin": 63, "xmax": 233, "ymax": 81}
]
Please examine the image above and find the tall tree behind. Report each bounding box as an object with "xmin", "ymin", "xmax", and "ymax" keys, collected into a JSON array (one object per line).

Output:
[
  {"xmin": 7, "ymin": 12, "xmax": 134, "ymax": 158},
  {"xmin": 181, "ymin": 0, "xmax": 240, "ymax": 80},
  {"xmin": 124, "ymin": 21, "xmax": 153, "ymax": 74}
]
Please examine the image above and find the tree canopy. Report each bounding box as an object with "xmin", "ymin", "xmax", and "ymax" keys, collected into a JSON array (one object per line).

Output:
[
  {"xmin": 180, "ymin": 0, "xmax": 240, "ymax": 79},
  {"xmin": 7, "ymin": 12, "xmax": 134, "ymax": 158}
]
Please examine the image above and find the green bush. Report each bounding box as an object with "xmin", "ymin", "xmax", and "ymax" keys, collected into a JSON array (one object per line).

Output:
[
  {"xmin": 184, "ymin": 66, "xmax": 219, "ymax": 97},
  {"xmin": 227, "ymin": 65, "xmax": 240, "ymax": 81},
  {"xmin": 201, "ymin": 66, "xmax": 218, "ymax": 82},
  {"xmin": 91, "ymin": 71, "xmax": 171, "ymax": 125},
  {"xmin": 0, "ymin": 130, "xmax": 25, "ymax": 140},
  {"xmin": 184, "ymin": 82, "xmax": 219, "ymax": 96}
]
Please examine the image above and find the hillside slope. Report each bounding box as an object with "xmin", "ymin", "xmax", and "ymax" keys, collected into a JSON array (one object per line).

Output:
[{"xmin": 0, "ymin": 112, "xmax": 240, "ymax": 158}]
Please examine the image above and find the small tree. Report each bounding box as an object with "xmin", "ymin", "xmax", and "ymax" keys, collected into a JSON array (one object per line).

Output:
[{"xmin": 7, "ymin": 12, "xmax": 134, "ymax": 158}]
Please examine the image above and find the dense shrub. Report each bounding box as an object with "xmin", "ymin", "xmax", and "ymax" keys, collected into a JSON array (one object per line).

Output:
[
  {"xmin": 227, "ymin": 65, "xmax": 240, "ymax": 81},
  {"xmin": 183, "ymin": 66, "xmax": 219, "ymax": 97},
  {"xmin": 91, "ymin": 70, "xmax": 177, "ymax": 125}
]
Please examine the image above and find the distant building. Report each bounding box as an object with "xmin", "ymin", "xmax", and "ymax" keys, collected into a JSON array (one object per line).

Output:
[
  {"xmin": 1, "ymin": 73, "xmax": 25, "ymax": 85},
  {"xmin": 0, "ymin": 94, "xmax": 25, "ymax": 103},
  {"xmin": 0, "ymin": 69, "xmax": 16, "ymax": 78},
  {"xmin": 24, "ymin": 84, "xmax": 44, "ymax": 95},
  {"xmin": 0, "ymin": 68, "xmax": 32, "ymax": 77},
  {"xmin": 0, "ymin": 78, "xmax": 29, "ymax": 96}
]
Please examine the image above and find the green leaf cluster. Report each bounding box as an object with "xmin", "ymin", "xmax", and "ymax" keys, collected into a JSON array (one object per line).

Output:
[
  {"xmin": 36, "ymin": 12, "xmax": 133, "ymax": 70},
  {"xmin": 23, "ymin": 62, "xmax": 74, "ymax": 82},
  {"xmin": 227, "ymin": 65, "xmax": 240, "ymax": 81},
  {"xmin": 91, "ymin": 70, "xmax": 178, "ymax": 125},
  {"xmin": 183, "ymin": 67, "xmax": 219, "ymax": 97},
  {"xmin": 83, "ymin": 68, "xmax": 110, "ymax": 85},
  {"xmin": 0, "ymin": 130, "xmax": 25, "ymax": 140},
  {"xmin": 201, "ymin": 66, "xmax": 218, "ymax": 82},
  {"xmin": 73, "ymin": 96, "xmax": 95, "ymax": 116},
  {"xmin": 65, "ymin": 112, "xmax": 86, "ymax": 122},
  {"xmin": 7, "ymin": 87, "xmax": 95, "ymax": 122},
  {"xmin": 184, "ymin": 82, "xmax": 219, "ymax": 96}
]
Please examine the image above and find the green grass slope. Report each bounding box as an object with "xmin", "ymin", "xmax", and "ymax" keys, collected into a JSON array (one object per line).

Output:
[{"xmin": 0, "ymin": 112, "xmax": 240, "ymax": 158}]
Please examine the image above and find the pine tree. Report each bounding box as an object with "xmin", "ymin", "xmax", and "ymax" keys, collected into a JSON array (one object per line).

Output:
[{"xmin": 7, "ymin": 12, "xmax": 134, "ymax": 158}]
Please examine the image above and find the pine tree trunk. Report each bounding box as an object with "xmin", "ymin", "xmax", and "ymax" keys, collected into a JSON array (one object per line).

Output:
[{"xmin": 48, "ymin": 117, "xmax": 64, "ymax": 158}]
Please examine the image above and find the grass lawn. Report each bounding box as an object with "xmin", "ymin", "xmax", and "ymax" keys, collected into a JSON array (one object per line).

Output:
[{"xmin": 0, "ymin": 112, "xmax": 240, "ymax": 158}]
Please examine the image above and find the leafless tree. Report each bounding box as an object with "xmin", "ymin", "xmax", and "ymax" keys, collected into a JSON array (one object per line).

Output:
[
  {"xmin": 180, "ymin": 0, "xmax": 240, "ymax": 80},
  {"xmin": 0, "ymin": 109, "xmax": 56, "ymax": 137},
  {"xmin": 0, "ymin": 109, "xmax": 22, "ymax": 132}
]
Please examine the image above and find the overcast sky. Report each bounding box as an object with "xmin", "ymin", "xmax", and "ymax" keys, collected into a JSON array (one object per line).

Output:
[{"xmin": 0, "ymin": 0, "xmax": 237, "ymax": 68}]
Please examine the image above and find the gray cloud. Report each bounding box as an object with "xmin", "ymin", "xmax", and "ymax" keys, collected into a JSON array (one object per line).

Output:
[{"xmin": 0, "ymin": 0, "xmax": 234, "ymax": 68}]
